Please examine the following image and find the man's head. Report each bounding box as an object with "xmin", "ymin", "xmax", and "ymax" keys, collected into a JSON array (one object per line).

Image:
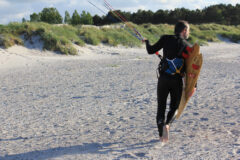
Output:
[{"xmin": 174, "ymin": 20, "xmax": 190, "ymax": 39}]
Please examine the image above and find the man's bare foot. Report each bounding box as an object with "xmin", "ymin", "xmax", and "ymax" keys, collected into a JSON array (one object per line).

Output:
[
  {"xmin": 162, "ymin": 125, "xmax": 170, "ymax": 142},
  {"xmin": 159, "ymin": 136, "xmax": 164, "ymax": 142}
]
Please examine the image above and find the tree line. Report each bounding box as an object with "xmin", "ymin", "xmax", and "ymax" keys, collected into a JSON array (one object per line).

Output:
[
  {"xmin": 26, "ymin": 8, "xmax": 93, "ymax": 25},
  {"xmin": 25, "ymin": 4, "xmax": 240, "ymax": 25}
]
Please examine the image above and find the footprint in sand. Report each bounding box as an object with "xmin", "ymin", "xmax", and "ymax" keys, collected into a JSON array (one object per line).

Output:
[
  {"xmin": 230, "ymin": 129, "xmax": 240, "ymax": 136},
  {"xmin": 200, "ymin": 117, "xmax": 209, "ymax": 121},
  {"xmin": 237, "ymin": 149, "xmax": 240, "ymax": 154},
  {"xmin": 117, "ymin": 153, "xmax": 136, "ymax": 159},
  {"xmin": 135, "ymin": 152, "xmax": 146, "ymax": 157},
  {"xmin": 234, "ymin": 85, "xmax": 240, "ymax": 89},
  {"xmin": 193, "ymin": 112, "xmax": 199, "ymax": 116}
]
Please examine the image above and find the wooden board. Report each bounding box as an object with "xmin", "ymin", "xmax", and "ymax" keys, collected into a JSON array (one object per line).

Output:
[{"xmin": 176, "ymin": 44, "xmax": 203, "ymax": 119}]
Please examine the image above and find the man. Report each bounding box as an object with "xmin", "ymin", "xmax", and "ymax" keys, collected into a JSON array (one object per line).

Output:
[{"xmin": 143, "ymin": 20, "xmax": 195, "ymax": 142}]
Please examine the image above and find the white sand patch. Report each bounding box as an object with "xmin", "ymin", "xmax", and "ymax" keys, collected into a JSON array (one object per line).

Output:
[
  {"xmin": 23, "ymin": 35, "xmax": 44, "ymax": 50},
  {"xmin": 0, "ymin": 42, "xmax": 145, "ymax": 70},
  {"xmin": 217, "ymin": 35, "xmax": 232, "ymax": 43},
  {"xmin": 201, "ymin": 42, "xmax": 240, "ymax": 63}
]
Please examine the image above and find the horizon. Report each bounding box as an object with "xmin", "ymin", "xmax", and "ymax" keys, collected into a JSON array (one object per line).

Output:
[{"xmin": 0, "ymin": 0, "xmax": 239, "ymax": 24}]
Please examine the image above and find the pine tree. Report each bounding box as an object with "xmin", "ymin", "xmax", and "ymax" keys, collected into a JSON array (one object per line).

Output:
[
  {"xmin": 71, "ymin": 10, "xmax": 81, "ymax": 25},
  {"xmin": 22, "ymin": 18, "xmax": 26, "ymax": 23},
  {"xmin": 80, "ymin": 11, "xmax": 93, "ymax": 25},
  {"xmin": 64, "ymin": 11, "xmax": 71, "ymax": 24}
]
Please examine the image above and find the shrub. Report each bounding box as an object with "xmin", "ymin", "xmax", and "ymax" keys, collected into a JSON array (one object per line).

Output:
[{"xmin": 0, "ymin": 33, "xmax": 23, "ymax": 48}]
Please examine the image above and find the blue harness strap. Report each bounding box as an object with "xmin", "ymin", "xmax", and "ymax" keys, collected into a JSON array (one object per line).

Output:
[{"xmin": 164, "ymin": 58, "xmax": 184, "ymax": 75}]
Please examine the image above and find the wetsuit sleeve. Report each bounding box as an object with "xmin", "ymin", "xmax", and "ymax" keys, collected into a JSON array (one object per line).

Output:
[{"xmin": 145, "ymin": 36, "xmax": 166, "ymax": 54}]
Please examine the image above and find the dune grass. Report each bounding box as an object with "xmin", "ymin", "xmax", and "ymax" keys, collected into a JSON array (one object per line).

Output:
[
  {"xmin": 190, "ymin": 23, "xmax": 240, "ymax": 44},
  {"xmin": 0, "ymin": 22, "xmax": 239, "ymax": 55},
  {"xmin": 77, "ymin": 24, "xmax": 140, "ymax": 47},
  {"xmin": 0, "ymin": 22, "xmax": 81, "ymax": 55}
]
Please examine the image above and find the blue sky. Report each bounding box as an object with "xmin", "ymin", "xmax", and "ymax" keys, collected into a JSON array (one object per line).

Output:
[{"xmin": 0, "ymin": 0, "xmax": 239, "ymax": 24}]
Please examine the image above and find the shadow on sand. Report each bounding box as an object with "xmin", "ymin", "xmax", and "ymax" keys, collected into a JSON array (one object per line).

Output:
[{"xmin": 1, "ymin": 139, "xmax": 159, "ymax": 160}]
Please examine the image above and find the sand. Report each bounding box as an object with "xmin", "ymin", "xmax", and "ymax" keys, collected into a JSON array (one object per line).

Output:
[{"xmin": 0, "ymin": 42, "xmax": 239, "ymax": 160}]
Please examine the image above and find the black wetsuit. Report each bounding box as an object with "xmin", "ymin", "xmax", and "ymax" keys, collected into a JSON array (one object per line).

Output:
[{"xmin": 145, "ymin": 35, "xmax": 191, "ymax": 137}]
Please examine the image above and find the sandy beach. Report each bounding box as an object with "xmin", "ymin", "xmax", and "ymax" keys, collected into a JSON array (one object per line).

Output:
[{"xmin": 0, "ymin": 42, "xmax": 239, "ymax": 160}]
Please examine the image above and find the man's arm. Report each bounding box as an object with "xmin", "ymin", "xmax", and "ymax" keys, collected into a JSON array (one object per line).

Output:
[{"xmin": 145, "ymin": 35, "xmax": 166, "ymax": 54}]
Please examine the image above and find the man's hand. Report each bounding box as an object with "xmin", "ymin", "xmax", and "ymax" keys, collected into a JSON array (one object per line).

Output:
[{"xmin": 142, "ymin": 39, "xmax": 147, "ymax": 43}]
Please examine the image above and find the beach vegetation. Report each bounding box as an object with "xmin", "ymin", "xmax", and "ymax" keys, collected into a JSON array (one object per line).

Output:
[
  {"xmin": 40, "ymin": 8, "xmax": 63, "ymax": 24},
  {"xmin": 0, "ymin": 22, "xmax": 239, "ymax": 55}
]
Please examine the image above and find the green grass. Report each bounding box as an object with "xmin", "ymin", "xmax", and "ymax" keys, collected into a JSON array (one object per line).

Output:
[
  {"xmin": 190, "ymin": 23, "xmax": 240, "ymax": 45},
  {"xmin": 0, "ymin": 33, "xmax": 23, "ymax": 48},
  {"xmin": 0, "ymin": 22, "xmax": 239, "ymax": 54},
  {"xmin": 77, "ymin": 24, "xmax": 140, "ymax": 47},
  {"xmin": 0, "ymin": 22, "xmax": 81, "ymax": 55}
]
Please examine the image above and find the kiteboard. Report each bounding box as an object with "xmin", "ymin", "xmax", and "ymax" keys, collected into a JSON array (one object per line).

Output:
[{"xmin": 176, "ymin": 43, "xmax": 203, "ymax": 119}]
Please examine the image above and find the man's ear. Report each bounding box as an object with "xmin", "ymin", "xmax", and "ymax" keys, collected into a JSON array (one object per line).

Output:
[{"xmin": 183, "ymin": 28, "xmax": 187, "ymax": 33}]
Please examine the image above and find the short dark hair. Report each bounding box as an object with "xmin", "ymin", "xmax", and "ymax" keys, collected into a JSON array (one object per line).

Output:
[{"xmin": 174, "ymin": 20, "xmax": 189, "ymax": 35}]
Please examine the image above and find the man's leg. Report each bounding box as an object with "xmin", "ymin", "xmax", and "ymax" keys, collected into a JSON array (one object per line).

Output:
[
  {"xmin": 164, "ymin": 78, "xmax": 183, "ymax": 142},
  {"xmin": 156, "ymin": 76, "xmax": 169, "ymax": 138},
  {"xmin": 166, "ymin": 78, "xmax": 183, "ymax": 125}
]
